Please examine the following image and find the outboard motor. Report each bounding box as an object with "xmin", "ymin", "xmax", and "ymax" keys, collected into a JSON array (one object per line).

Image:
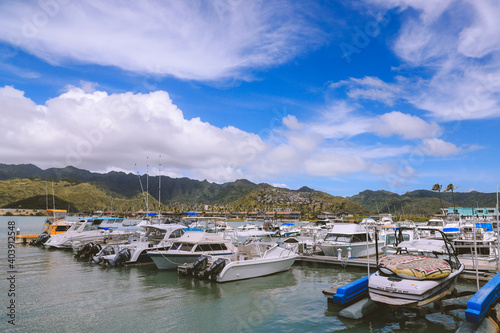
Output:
[
  {"xmin": 90, "ymin": 245, "xmax": 116, "ymax": 265},
  {"xmin": 74, "ymin": 243, "xmax": 92, "ymax": 259},
  {"xmin": 29, "ymin": 233, "xmax": 50, "ymax": 246},
  {"xmin": 85, "ymin": 243, "xmax": 102, "ymax": 260},
  {"xmin": 75, "ymin": 243, "xmax": 102, "ymax": 260},
  {"xmin": 203, "ymin": 258, "xmax": 226, "ymax": 281},
  {"xmin": 187, "ymin": 255, "xmax": 208, "ymax": 276},
  {"xmin": 106, "ymin": 248, "xmax": 131, "ymax": 267}
]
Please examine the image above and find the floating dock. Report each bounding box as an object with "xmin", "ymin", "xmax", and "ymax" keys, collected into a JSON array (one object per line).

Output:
[
  {"xmin": 324, "ymin": 270, "xmax": 500, "ymax": 332},
  {"xmin": 15, "ymin": 234, "xmax": 38, "ymax": 244},
  {"xmin": 297, "ymin": 254, "xmax": 499, "ymax": 280}
]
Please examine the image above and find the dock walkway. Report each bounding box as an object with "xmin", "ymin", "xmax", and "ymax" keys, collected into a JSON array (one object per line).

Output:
[{"xmin": 297, "ymin": 255, "xmax": 499, "ymax": 280}]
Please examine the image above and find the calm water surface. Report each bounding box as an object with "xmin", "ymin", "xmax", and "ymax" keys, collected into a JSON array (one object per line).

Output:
[{"xmin": 1, "ymin": 217, "xmax": 478, "ymax": 332}]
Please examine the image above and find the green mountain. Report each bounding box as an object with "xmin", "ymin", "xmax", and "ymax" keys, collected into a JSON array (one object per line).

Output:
[
  {"xmin": 0, "ymin": 164, "xmax": 369, "ymax": 217},
  {"xmin": 1, "ymin": 164, "xmax": 497, "ymax": 218},
  {"xmin": 349, "ymin": 189, "xmax": 498, "ymax": 217}
]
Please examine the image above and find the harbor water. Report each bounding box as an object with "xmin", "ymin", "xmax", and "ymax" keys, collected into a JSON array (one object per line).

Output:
[{"xmin": 1, "ymin": 217, "xmax": 479, "ymax": 332}]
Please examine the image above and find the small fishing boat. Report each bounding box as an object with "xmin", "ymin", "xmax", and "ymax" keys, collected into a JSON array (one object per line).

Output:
[
  {"xmin": 147, "ymin": 230, "xmax": 236, "ymax": 270},
  {"xmin": 178, "ymin": 240, "xmax": 298, "ymax": 282},
  {"xmin": 278, "ymin": 223, "xmax": 300, "ymax": 237},
  {"xmin": 368, "ymin": 228, "xmax": 464, "ymax": 308},
  {"xmin": 16, "ymin": 209, "xmax": 73, "ymax": 245}
]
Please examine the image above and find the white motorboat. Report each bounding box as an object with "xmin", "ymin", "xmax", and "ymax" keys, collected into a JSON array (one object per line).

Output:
[
  {"xmin": 147, "ymin": 230, "xmax": 236, "ymax": 270},
  {"xmin": 184, "ymin": 217, "xmax": 231, "ymax": 233},
  {"xmin": 225, "ymin": 222, "xmax": 275, "ymax": 238},
  {"xmin": 278, "ymin": 223, "xmax": 300, "ymax": 237},
  {"xmin": 88, "ymin": 224, "xmax": 186, "ymax": 266},
  {"xmin": 317, "ymin": 223, "xmax": 379, "ymax": 258},
  {"xmin": 420, "ymin": 217, "xmax": 447, "ymax": 238},
  {"xmin": 368, "ymin": 228, "xmax": 464, "ymax": 308},
  {"xmin": 379, "ymin": 225, "xmax": 420, "ymax": 255},
  {"xmin": 452, "ymin": 222, "xmax": 498, "ymax": 261},
  {"xmin": 178, "ymin": 240, "xmax": 298, "ymax": 282},
  {"xmin": 44, "ymin": 218, "xmax": 140, "ymax": 249}
]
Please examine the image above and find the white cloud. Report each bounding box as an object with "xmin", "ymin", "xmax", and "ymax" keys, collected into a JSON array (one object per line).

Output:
[
  {"xmin": 458, "ymin": 0, "xmax": 500, "ymax": 58},
  {"xmin": 421, "ymin": 138, "xmax": 461, "ymax": 156},
  {"xmin": 360, "ymin": 0, "xmax": 500, "ymax": 120},
  {"xmin": 0, "ymin": 0, "xmax": 325, "ymax": 82},
  {"xmin": 282, "ymin": 115, "xmax": 303, "ymax": 130},
  {"xmin": 304, "ymin": 153, "xmax": 369, "ymax": 177},
  {"xmin": 330, "ymin": 76, "xmax": 401, "ymax": 106},
  {"xmin": 371, "ymin": 111, "xmax": 441, "ymax": 139},
  {"xmin": 0, "ymin": 85, "xmax": 472, "ymax": 186},
  {"xmin": 0, "ymin": 86, "xmax": 266, "ymax": 181}
]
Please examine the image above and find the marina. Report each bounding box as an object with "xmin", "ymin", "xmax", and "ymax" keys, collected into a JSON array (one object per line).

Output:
[{"xmin": 4, "ymin": 216, "xmax": 500, "ymax": 332}]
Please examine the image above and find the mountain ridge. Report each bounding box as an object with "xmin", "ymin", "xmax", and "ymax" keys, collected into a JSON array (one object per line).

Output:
[{"xmin": 0, "ymin": 164, "xmax": 497, "ymax": 217}]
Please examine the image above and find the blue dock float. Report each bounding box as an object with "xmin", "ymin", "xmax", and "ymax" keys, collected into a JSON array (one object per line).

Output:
[
  {"xmin": 333, "ymin": 275, "xmax": 369, "ymax": 305},
  {"xmin": 465, "ymin": 271, "xmax": 500, "ymax": 324}
]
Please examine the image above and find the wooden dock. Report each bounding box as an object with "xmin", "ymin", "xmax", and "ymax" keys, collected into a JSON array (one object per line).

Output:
[
  {"xmin": 296, "ymin": 254, "xmax": 377, "ymax": 269},
  {"xmin": 297, "ymin": 255, "xmax": 499, "ymax": 280}
]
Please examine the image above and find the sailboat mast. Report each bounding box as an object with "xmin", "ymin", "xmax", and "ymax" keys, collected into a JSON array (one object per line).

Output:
[
  {"xmin": 146, "ymin": 157, "xmax": 149, "ymax": 218},
  {"xmin": 45, "ymin": 182, "xmax": 49, "ymax": 216},
  {"xmin": 158, "ymin": 155, "xmax": 161, "ymax": 220},
  {"xmin": 51, "ymin": 181, "xmax": 56, "ymax": 221}
]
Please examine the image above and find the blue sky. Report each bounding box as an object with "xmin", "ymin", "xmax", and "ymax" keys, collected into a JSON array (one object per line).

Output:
[{"xmin": 0, "ymin": 0, "xmax": 499, "ymax": 197}]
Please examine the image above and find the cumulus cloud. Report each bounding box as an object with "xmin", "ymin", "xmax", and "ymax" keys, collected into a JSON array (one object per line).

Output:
[
  {"xmin": 0, "ymin": 0, "xmax": 325, "ymax": 82},
  {"xmin": 371, "ymin": 111, "xmax": 441, "ymax": 139},
  {"xmin": 421, "ymin": 138, "xmax": 461, "ymax": 156},
  {"xmin": 0, "ymin": 85, "xmax": 471, "ymax": 186},
  {"xmin": 282, "ymin": 115, "xmax": 303, "ymax": 130},
  {"xmin": 0, "ymin": 86, "xmax": 266, "ymax": 181}
]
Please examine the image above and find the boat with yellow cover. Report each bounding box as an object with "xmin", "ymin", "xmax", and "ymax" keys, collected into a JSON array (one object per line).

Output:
[
  {"xmin": 368, "ymin": 228, "xmax": 464, "ymax": 307},
  {"xmin": 15, "ymin": 209, "xmax": 73, "ymax": 244}
]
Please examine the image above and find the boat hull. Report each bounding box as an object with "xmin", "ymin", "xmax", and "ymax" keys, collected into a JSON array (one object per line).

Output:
[
  {"xmin": 368, "ymin": 264, "xmax": 464, "ymax": 307},
  {"xmin": 319, "ymin": 242, "xmax": 378, "ymax": 258},
  {"xmin": 216, "ymin": 256, "xmax": 297, "ymax": 283},
  {"xmin": 148, "ymin": 252, "xmax": 233, "ymax": 270}
]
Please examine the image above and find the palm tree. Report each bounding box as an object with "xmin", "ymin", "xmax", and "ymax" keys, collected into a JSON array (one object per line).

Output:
[
  {"xmin": 444, "ymin": 184, "xmax": 458, "ymax": 213},
  {"xmin": 431, "ymin": 184, "xmax": 444, "ymax": 213}
]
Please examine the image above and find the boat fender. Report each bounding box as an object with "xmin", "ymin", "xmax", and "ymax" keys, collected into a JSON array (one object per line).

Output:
[
  {"xmin": 188, "ymin": 255, "xmax": 208, "ymax": 276},
  {"xmin": 107, "ymin": 248, "xmax": 131, "ymax": 267},
  {"xmin": 204, "ymin": 258, "xmax": 226, "ymax": 281}
]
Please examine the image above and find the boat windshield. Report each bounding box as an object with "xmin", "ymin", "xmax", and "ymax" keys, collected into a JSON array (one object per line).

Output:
[
  {"xmin": 72, "ymin": 222, "xmax": 84, "ymax": 230},
  {"xmin": 170, "ymin": 243, "xmax": 194, "ymax": 251},
  {"xmin": 83, "ymin": 224, "xmax": 98, "ymax": 231},
  {"xmin": 386, "ymin": 233, "xmax": 410, "ymax": 245},
  {"xmin": 427, "ymin": 221, "xmax": 444, "ymax": 227},
  {"xmin": 325, "ymin": 233, "xmax": 370, "ymax": 243},
  {"xmin": 325, "ymin": 234, "xmax": 352, "ymax": 242},
  {"xmin": 194, "ymin": 243, "xmax": 228, "ymax": 252}
]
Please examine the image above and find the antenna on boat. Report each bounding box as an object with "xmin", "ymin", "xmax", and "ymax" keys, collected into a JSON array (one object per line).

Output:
[
  {"xmin": 135, "ymin": 163, "xmax": 147, "ymax": 216},
  {"xmin": 45, "ymin": 182, "xmax": 49, "ymax": 217},
  {"xmin": 146, "ymin": 156, "xmax": 150, "ymax": 221},
  {"xmin": 51, "ymin": 181, "xmax": 56, "ymax": 221}
]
